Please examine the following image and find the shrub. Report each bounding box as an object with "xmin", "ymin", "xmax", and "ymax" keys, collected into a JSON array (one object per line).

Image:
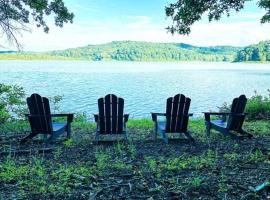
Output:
[
  {"xmin": 219, "ymin": 90, "xmax": 270, "ymax": 120},
  {"xmin": 0, "ymin": 83, "xmax": 26, "ymax": 124}
]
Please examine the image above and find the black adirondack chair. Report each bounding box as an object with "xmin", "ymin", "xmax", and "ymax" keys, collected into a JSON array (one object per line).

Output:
[
  {"xmin": 94, "ymin": 94, "xmax": 129, "ymax": 142},
  {"xmin": 151, "ymin": 94, "xmax": 194, "ymax": 143},
  {"xmin": 204, "ymin": 94, "xmax": 252, "ymax": 139},
  {"xmin": 21, "ymin": 93, "xmax": 74, "ymax": 143}
]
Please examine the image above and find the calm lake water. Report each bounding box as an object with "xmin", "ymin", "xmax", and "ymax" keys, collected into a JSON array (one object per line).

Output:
[{"xmin": 0, "ymin": 61, "xmax": 270, "ymax": 119}]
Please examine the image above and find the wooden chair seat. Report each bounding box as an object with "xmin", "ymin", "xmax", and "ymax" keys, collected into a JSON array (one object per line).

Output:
[
  {"xmin": 52, "ymin": 122, "xmax": 67, "ymax": 132},
  {"xmin": 211, "ymin": 120, "xmax": 227, "ymax": 129},
  {"xmin": 157, "ymin": 121, "xmax": 166, "ymax": 131}
]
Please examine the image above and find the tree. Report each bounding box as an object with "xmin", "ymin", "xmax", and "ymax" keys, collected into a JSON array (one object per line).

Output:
[
  {"xmin": 165, "ymin": 0, "xmax": 270, "ymax": 35},
  {"xmin": 0, "ymin": 0, "xmax": 74, "ymax": 49}
]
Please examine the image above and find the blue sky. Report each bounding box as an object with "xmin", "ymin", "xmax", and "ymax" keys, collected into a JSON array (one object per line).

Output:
[{"xmin": 2, "ymin": 0, "xmax": 269, "ymax": 51}]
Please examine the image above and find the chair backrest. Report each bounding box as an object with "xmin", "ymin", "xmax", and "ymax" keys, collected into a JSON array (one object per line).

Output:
[
  {"xmin": 27, "ymin": 93, "xmax": 52, "ymax": 134},
  {"xmin": 227, "ymin": 94, "xmax": 247, "ymax": 130},
  {"xmin": 165, "ymin": 94, "xmax": 191, "ymax": 133},
  {"xmin": 98, "ymin": 94, "xmax": 125, "ymax": 134}
]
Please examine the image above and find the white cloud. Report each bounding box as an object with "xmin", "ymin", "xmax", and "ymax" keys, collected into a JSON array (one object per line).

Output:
[{"xmin": 1, "ymin": 14, "xmax": 270, "ymax": 51}]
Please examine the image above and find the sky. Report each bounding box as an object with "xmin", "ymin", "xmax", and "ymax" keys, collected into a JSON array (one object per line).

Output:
[{"xmin": 2, "ymin": 0, "xmax": 270, "ymax": 51}]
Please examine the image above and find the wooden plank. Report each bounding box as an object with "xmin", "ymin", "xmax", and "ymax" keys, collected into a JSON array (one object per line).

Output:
[
  {"xmin": 98, "ymin": 97, "xmax": 106, "ymax": 133},
  {"xmin": 180, "ymin": 97, "xmax": 191, "ymax": 132},
  {"xmin": 42, "ymin": 97, "xmax": 52, "ymax": 132},
  {"xmin": 170, "ymin": 94, "xmax": 180, "ymax": 132},
  {"xmin": 117, "ymin": 98, "xmax": 124, "ymax": 133},
  {"xmin": 105, "ymin": 94, "xmax": 112, "ymax": 134},
  {"xmin": 111, "ymin": 94, "xmax": 117, "ymax": 134},
  {"xmin": 165, "ymin": 97, "xmax": 173, "ymax": 132},
  {"xmin": 175, "ymin": 94, "xmax": 185, "ymax": 132}
]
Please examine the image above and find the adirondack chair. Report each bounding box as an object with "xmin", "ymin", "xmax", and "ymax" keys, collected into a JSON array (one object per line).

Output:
[
  {"xmin": 204, "ymin": 94, "xmax": 252, "ymax": 139},
  {"xmin": 151, "ymin": 94, "xmax": 194, "ymax": 143},
  {"xmin": 21, "ymin": 93, "xmax": 74, "ymax": 143},
  {"xmin": 94, "ymin": 94, "xmax": 129, "ymax": 142}
]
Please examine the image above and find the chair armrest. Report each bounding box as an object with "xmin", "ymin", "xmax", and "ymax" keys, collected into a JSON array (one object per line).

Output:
[
  {"xmin": 25, "ymin": 113, "xmax": 74, "ymax": 123},
  {"xmin": 203, "ymin": 112, "xmax": 230, "ymax": 122},
  {"xmin": 203, "ymin": 112, "xmax": 231, "ymax": 116},
  {"xmin": 93, "ymin": 114, "xmax": 99, "ymax": 122},
  {"xmin": 124, "ymin": 114, "xmax": 129, "ymax": 123},
  {"xmin": 203, "ymin": 112, "xmax": 247, "ymax": 122},
  {"xmin": 187, "ymin": 113, "xmax": 193, "ymax": 117},
  {"xmin": 151, "ymin": 113, "xmax": 166, "ymax": 122},
  {"xmin": 51, "ymin": 113, "xmax": 74, "ymax": 123}
]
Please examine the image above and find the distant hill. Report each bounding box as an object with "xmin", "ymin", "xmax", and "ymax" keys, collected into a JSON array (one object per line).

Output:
[
  {"xmin": 0, "ymin": 41, "xmax": 244, "ymax": 62},
  {"xmin": 46, "ymin": 41, "xmax": 241, "ymax": 62},
  {"xmin": 235, "ymin": 41, "xmax": 270, "ymax": 62}
]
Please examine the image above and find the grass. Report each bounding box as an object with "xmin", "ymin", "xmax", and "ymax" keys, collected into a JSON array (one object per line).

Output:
[{"xmin": 0, "ymin": 118, "xmax": 270, "ymax": 199}]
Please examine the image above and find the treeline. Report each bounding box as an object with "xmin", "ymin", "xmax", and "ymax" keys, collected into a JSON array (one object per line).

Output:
[
  {"xmin": 47, "ymin": 41, "xmax": 238, "ymax": 62},
  {"xmin": 235, "ymin": 41, "xmax": 270, "ymax": 62}
]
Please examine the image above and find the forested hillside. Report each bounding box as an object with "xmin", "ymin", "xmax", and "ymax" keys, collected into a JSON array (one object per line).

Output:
[
  {"xmin": 48, "ymin": 41, "xmax": 239, "ymax": 62},
  {"xmin": 0, "ymin": 41, "xmax": 241, "ymax": 62},
  {"xmin": 235, "ymin": 41, "xmax": 270, "ymax": 62}
]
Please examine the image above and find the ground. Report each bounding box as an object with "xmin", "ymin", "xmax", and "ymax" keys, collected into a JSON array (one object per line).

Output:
[{"xmin": 0, "ymin": 119, "xmax": 270, "ymax": 200}]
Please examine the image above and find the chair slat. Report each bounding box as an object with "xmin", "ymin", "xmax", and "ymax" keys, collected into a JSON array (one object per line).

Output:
[
  {"xmin": 104, "ymin": 94, "xmax": 112, "ymax": 134},
  {"xmin": 179, "ymin": 97, "xmax": 191, "ymax": 132},
  {"xmin": 117, "ymin": 98, "xmax": 124, "ymax": 133},
  {"xmin": 165, "ymin": 97, "xmax": 173, "ymax": 132},
  {"xmin": 98, "ymin": 98, "xmax": 106, "ymax": 133},
  {"xmin": 170, "ymin": 94, "xmax": 180, "ymax": 132},
  {"xmin": 111, "ymin": 94, "xmax": 118, "ymax": 134}
]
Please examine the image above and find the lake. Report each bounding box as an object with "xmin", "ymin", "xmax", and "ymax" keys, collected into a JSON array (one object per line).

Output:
[{"xmin": 0, "ymin": 61, "xmax": 270, "ymax": 119}]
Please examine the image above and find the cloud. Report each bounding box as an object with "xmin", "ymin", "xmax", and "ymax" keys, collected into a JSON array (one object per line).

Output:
[{"xmin": 1, "ymin": 13, "xmax": 270, "ymax": 51}]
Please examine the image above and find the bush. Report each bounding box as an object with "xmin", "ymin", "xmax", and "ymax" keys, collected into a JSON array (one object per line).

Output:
[
  {"xmin": 0, "ymin": 83, "xmax": 26, "ymax": 124},
  {"xmin": 245, "ymin": 91, "xmax": 270, "ymax": 120},
  {"xmin": 219, "ymin": 90, "xmax": 270, "ymax": 120}
]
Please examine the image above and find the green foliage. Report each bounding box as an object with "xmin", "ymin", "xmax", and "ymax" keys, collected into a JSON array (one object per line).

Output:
[
  {"xmin": 223, "ymin": 152, "xmax": 239, "ymax": 162},
  {"xmin": 0, "ymin": 41, "xmax": 240, "ymax": 62},
  {"xmin": 247, "ymin": 149, "xmax": 266, "ymax": 163},
  {"xmin": 0, "ymin": 0, "xmax": 74, "ymax": 48},
  {"xmin": 0, "ymin": 83, "xmax": 25, "ymax": 124},
  {"xmin": 235, "ymin": 41, "xmax": 270, "ymax": 62},
  {"xmin": 49, "ymin": 95, "xmax": 63, "ymax": 113},
  {"xmin": 219, "ymin": 90, "xmax": 270, "ymax": 120},
  {"xmin": 245, "ymin": 91, "xmax": 270, "ymax": 120},
  {"xmin": 165, "ymin": 0, "xmax": 270, "ymax": 35},
  {"xmin": 0, "ymin": 157, "xmax": 29, "ymax": 182},
  {"xmin": 189, "ymin": 177, "xmax": 203, "ymax": 188}
]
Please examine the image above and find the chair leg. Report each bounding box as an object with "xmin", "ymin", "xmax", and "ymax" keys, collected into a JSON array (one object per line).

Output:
[
  {"xmin": 66, "ymin": 123, "xmax": 71, "ymax": 139},
  {"xmin": 20, "ymin": 132, "xmax": 37, "ymax": 144},
  {"xmin": 238, "ymin": 129, "xmax": 253, "ymax": 138},
  {"xmin": 205, "ymin": 122, "xmax": 211, "ymax": 137},
  {"xmin": 125, "ymin": 132, "xmax": 129, "ymax": 141},
  {"xmin": 95, "ymin": 132, "xmax": 100, "ymax": 144},
  {"xmin": 226, "ymin": 131, "xmax": 241, "ymax": 140},
  {"xmin": 184, "ymin": 131, "xmax": 195, "ymax": 142},
  {"xmin": 161, "ymin": 131, "xmax": 168, "ymax": 144},
  {"xmin": 154, "ymin": 130, "xmax": 158, "ymax": 140},
  {"xmin": 47, "ymin": 131, "xmax": 62, "ymax": 143}
]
